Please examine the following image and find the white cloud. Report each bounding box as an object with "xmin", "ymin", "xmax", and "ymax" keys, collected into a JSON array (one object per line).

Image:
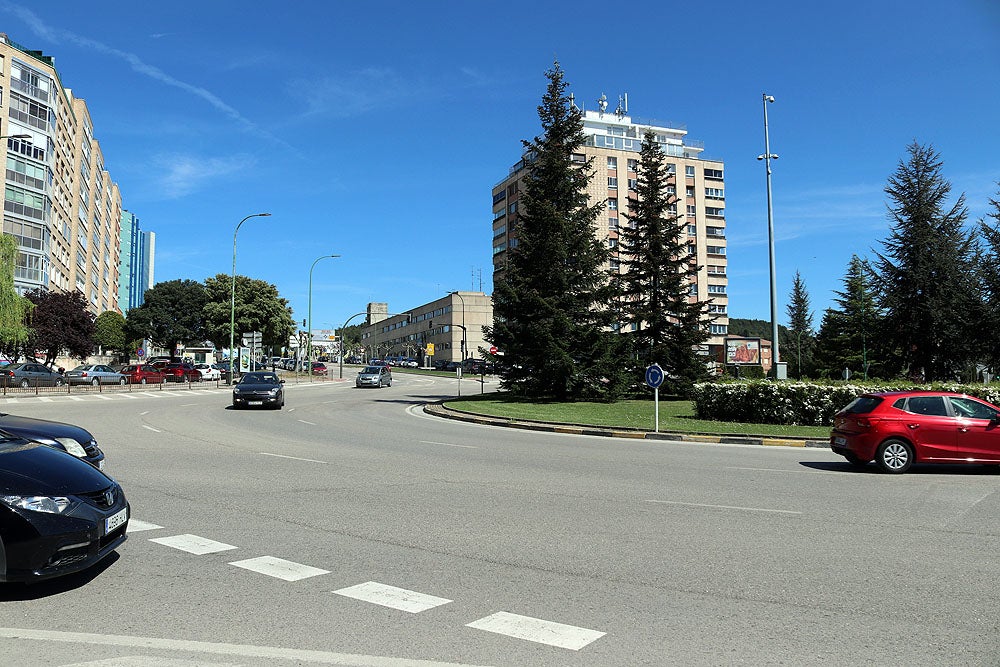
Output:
[{"xmin": 154, "ymin": 153, "xmax": 257, "ymax": 198}]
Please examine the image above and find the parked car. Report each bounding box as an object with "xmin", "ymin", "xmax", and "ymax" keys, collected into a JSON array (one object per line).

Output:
[
  {"xmin": 118, "ymin": 364, "xmax": 166, "ymax": 385},
  {"xmin": 194, "ymin": 363, "xmax": 221, "ymax": 381},
  {"xmin": 64, "ymin": 364, "xmax": 126, "ymax": 386},
  {"xmin": 356, "ymin": 365, "xmax": 392, "ymax": 388},
  {"xmin": 212, "ymin": 362, "xmax": 232, "ymax": 381},
  {"xmin": 311, "ymin": 362, "xmax": 327, "ymax": 376},
  {"xmin": 1, "ymin": 362, "xmax": 65, "ymax": 388},
  {"xmin": 162, "ymin": 362, "xmax": 202, "ymax": 383},
  {"xmin": 0, "ymin": 436, "xmax": 128, "ymax": 582},
  {"xmin": 231, "ymin": 372, "xmax": 284, "ymax": 409},
  {"xmin": 831, "ymin": 391, "xmax": 1000, "ymax": 474},
  {"xmin": 345, "ymin": 356, "xmax": 364, "ymax": 365},
  {"xmin": 0, "ymin": 412, "xmax": 105, "ymax": 469}
]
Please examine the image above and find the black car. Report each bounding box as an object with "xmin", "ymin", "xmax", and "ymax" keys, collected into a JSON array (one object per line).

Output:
[
  {"xmin": 232, "ymin": 372, "xmax": 285, "ymax": 409},
  {"xmin": 0, "ymin": 412, "xmax": 105, "ymax": 469},
  {"xmin": 0, "ymin": 437, "xmax": 129, "ymax": 582}
]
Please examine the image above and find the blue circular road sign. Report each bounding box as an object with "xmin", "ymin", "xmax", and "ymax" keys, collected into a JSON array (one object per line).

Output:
[{"xmin": 645, "ymin": 363, "xmax": 664, "ymax": 389}]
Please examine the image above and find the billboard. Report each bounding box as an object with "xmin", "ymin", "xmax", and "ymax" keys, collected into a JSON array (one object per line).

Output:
[{"xmin": 726, "ymin": 338, "xmax": 761, "ymax": 365}]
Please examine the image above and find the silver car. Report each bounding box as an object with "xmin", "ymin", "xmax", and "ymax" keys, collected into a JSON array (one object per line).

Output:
[
  {"xmin": 356, "ymin": 365, "xmax": 392, "ymax": 388},
  {"xmin": 64, "ymin": 364, "xmax": 126, "ymax": 386}
]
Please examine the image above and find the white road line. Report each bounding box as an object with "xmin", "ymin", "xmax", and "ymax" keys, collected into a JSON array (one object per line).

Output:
[
  {"xmin": 0, "ymin": 628, "xmax": 488, "ymax": 666},
  {"xmin": 466, "ymin": 612, "xmax": 605, "ymax": 651},
  {"xmin": 140, "ymin": 410, "xmax": 150, "ymax": 415},
  {"xmin": 117, "ymin": 393, "xmax": 140, "ymax": 399},
  {"xmin": 149, "ymin": 534, "xmax": 238, "ymax": 555},
  {"xmin": 727, "ymin": 466, "xmax": 825, "ymax": 474},
  {"xmin": 136, "ymin": 392, "xmax": 162, "ymax": 398},
  {"xmin": 333, "ymin": 581, "xmax": 452, "ymax": 613},
  {"xmin": 297, "ymin": 419, "xmax": 317, "ymax": 426},
  {"xmin": 141, "ymin": 425, "xmax": 161, "ymax": 433},
  {"xmin": 181, "ymin": 403, "xmax": 198, "ymax": 407},
  {"xmin": 128, "ymin": 520, "xmax": 163, "ymax": 532},
  {"xmin": 92, "ymin": 394, "xmax": 114, "ymax": 400},
  {"xmin": 260, "ymin": 452, "xmax": 327, "ymax": 464},
  {"xmin": 229, "ymin": 556, "xmax": 330, "ymax": 581},
  {"xmin": 419, "ymin": 440, "xmax": 478, "ymax": 449},
  {"xmin": 68, "ymin": 396, "xmax": 85, "ymax": 401},
  {"xmin": 644, "ymin": 499, "xmax": 802, "ymax": 515},
  {"xmin": 37, "ymin": 397, "xmax": 53, "ymax": 402}
]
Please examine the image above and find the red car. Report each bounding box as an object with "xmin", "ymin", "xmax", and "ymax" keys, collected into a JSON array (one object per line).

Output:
[
  {"xmin": 162, "ymin": 363, "xmax": 202, "ymax": 383},
  {"xmin": 311, "ymin": 362, "xmax": 327, "ymax": 376},
  {"xmin": 831, "ymin": 391, "xmax": 1000, "ymax": 473},
  {"xmin": 118, "ymin": 364, "xmax": 165, "ymax": 385}
]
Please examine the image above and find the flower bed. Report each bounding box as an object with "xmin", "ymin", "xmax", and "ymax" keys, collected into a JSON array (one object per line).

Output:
[{"xmin": 691, "ymin": 380, "xmax": 1000, "ymax": 426}]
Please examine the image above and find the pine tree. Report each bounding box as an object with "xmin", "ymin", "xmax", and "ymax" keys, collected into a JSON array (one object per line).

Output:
[
  {"xmin": 618, "ymin": 130, "xmax": 711, "ymax": 395},
  {"xmin": 485, "ymin": 62, "xmax": 622, "ymax": 400},
  {"xmin": 813, "ymin": 256, "xmax": 881, "ymax": 379},
  {"xmin": 782, "ymin": 270, "xmax": 814, "ymax": 379},
  {"xmin": 874, "ymin": 142, "xmax": 978, "ymax": 381},
  {"xmin": 978, "ymin": 182, "xmax": 1000, "ymax": 374}
]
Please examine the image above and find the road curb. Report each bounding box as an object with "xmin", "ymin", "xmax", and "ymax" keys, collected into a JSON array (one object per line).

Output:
[{"xmin": 423, "ymin": 402, "xmax": 829, "ymax": 449}]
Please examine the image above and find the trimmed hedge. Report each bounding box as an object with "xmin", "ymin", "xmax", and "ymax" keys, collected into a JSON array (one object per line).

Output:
[{"xmin": 691, "ymin": 380, "xmax": 1000, "ymax": 426}]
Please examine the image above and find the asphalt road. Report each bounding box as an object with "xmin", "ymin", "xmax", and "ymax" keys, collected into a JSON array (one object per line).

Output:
[{"xmin": 1, "ymin": 374, "xmax": 999, "ymax": 665}]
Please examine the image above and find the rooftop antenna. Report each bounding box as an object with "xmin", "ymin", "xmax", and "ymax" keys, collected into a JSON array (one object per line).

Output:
[
  {"xmin": 569, "ymin": 92, "xmax": 579, "ymax": 111},
  {"xmin": 598, "ymin": 93, "xmax": 608, "ymax": 115}
]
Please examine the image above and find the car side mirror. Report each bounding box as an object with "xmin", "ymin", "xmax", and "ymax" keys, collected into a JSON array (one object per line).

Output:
[{"xmin": 279, "ymin": 379, "xmax": 285, "ymax": 384}]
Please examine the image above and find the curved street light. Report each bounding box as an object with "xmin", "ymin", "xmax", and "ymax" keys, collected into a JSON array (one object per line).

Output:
[
  {"xmin": 448, "ymin": 291, "xmax": 466, "ymax": 361},
  {"xmin": 306, "ymin": 254, "xmax": 340, "ymax": 381},
  {"xmin": 229, "ymin": 212, "xmax": 271, "ymax": 384}
]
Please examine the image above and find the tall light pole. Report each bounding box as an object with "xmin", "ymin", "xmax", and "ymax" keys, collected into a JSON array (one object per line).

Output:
[
  {"xmin": 307, "ymin": 254, "xmax": 340, "ymax": 380},
  {"xmin": 757, "ymin": 93, "xmax": 780, "ymax": 378},
  {"xmin": 448, "ymin": 291, "xmax": 466, "ymax": 361},
  {"xmin": 229, "ymin": 212, "xmax": 271, "ymax": 384}
]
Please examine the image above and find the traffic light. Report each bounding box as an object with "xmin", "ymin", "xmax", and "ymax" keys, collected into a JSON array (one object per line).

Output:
[{"xmin": 302, "ymin": 319, "xmax": 306, "ymax": 327}]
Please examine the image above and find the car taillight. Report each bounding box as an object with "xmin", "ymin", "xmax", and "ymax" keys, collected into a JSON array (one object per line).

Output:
[
  {"xmin": 81, "ymin": 372, "xmax": 88, "ymax": 377},
  {"xmin": 854, "ymin": 417, "xmax": 874, "ymax": 428}
]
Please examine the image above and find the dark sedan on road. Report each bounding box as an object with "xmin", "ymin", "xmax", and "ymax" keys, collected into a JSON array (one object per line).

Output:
[
  {"xmin": 0, "ymin": 412, "xmax": 105, "ymax": 469},
  {"xmin": 831, "ymin": 390, "xmax": 1000, "ymax": 473},
  {"xmin": 0, "ymin": 437, "xmax": 129, "ymax": 582},
  {"xmin": 232, "ymin": 372, "xmax": 285, "ymax": 409}
]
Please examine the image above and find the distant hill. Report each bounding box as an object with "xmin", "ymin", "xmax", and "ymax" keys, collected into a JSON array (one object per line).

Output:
[{"xmin": 727, "ymin": 317, "xmax": 788, "ymax": 342}]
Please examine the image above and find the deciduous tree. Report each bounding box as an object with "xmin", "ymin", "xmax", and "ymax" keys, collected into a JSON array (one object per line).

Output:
[
  {"xmin": 24, "ymin": 289, "xmax": 95, "ymax": 365},
  {"xmin": 125, "ymin": 279, "xmax": 208, "ymax": 359},
  {"xmin": 202, "ymin": 274, "xmax": 294, "ymax": 353},
  {"xmin": 0, "ymin": 235, "xmax": 32, "ymax": 360},
  {"xmin": 94, "ymin": 310, "xmax": 128, "ymax": 361}
]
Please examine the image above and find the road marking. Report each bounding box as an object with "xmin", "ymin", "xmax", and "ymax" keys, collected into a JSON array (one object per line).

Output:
[
  {"xmin": 128, "ymin": 520, "xmax": 163, "ymax": 532},
  {"xmin": 149, "ymin": 534, "xmax": 238, "ymax": 555},
  {"xmin": 38, "ymin": 396, "xmax": 53, "ymax": 402},
  {"xmin": 92, "ymin": 394, "xmax": 114, "ymax": 400},
  {"xmin": 140, "ymin": 410, "xmax": 150, "ymax": 415},
  {"xmin": 333, "ymin": 581, "xmax": 452, "ymax": 613},
  {"xmin": 727, "ymin": 466, "xmax": 825, "ymax": 475},
  {"xmin": 181, "ymin": 403, "xmax": 198, "ymax": 407},
  {"xmin": 644, "ymin": 499, "xmax": 802, "ymax": 515},
  {"xmin": 142, "ymin": 425, "xmax": 162, "ymax": 433},
  {"xmin": 229, "ymin": 556, "xmax": 330, "ymax": 581},
  {"xmin": 419, "ymin": 440, "xmax": 478, "ymax": 449},
  {"xmin": 117, "ymin": 393, "xmax": 140, "ymax": 399},
  {"xmin": 0, "ymin": 628, "xmax": 488, "ymax": 666},
  {"xmin": 466, "ymin": 612, "xmax": 605, "ymax": 650},
  {"xmin": 260, "ymin": 452, "xmax": 327, "ymax": 464},
  {"xmin": 297, "ymin": 419, "xmax": 317, "ymax": 426}
]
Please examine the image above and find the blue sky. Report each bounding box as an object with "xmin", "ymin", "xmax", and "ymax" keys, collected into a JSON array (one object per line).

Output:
[{"xmin": 3, "ymin": 1, "xmax": 998, "ymax": 335}]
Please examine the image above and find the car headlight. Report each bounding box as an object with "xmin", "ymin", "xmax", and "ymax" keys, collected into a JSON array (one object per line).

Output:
[
  {"xmin": 1, "ymin": 495, "xmax": 75, "ymax": 514},
  {"xmin": 268, "ymin": 387, "xmax": 279, "ymax": 395},
  {"xmin": 55, "ymin": 437, "xmax": 88, "ymax": 458},
  {"xmin": 232, "ymin": 387, "xmax": 241, "ymax": 394}
]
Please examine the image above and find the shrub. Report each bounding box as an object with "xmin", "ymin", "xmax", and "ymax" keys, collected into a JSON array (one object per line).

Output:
[{"xmin": 691, "ymin": 380, "xmax": 1000, "ymax": 426}]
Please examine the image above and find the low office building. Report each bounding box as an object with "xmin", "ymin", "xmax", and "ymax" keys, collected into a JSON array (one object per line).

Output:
[{"xmin": 359, "ymin": 292, "xmax": 493, "ymax": 365}]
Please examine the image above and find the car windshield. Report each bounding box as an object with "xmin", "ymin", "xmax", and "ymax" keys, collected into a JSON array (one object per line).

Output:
[
  {"xmin": 361, "ymin": 367, "xmax": 381, "ymax": 374},
  {"xmin": 71, "ymin": 365, "xmax": 91, "ymax": 371},
  {"xmin": 841, "ymin": 396, "xmax": 884, "ymax": 414},
  {"xmin": 242, "ymin": 373, "xmax": 277, "ymax": 384}
]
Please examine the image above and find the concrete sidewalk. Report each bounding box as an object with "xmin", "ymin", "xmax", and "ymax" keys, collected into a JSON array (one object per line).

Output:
[{"xmin": 423, "ymin": 401, "xmax": 830, "ymax": 449}]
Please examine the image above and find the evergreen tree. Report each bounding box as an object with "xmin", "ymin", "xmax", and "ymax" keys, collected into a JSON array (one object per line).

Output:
[
  {"xmin": 485, "ymin": 62, "xmax": 623, "ymax": 400},
  {"xmin": 874, "ymin": 142, "xmax": 978, "ymax": 381},
  {"xmin": 125, "ymin": 279, "xmax": 208, "ymax": 359},
  {"xmin": 813, "ymin": 256, "xmax": 881, "ymax": 379},
  {"xmin": 782, "ymin": 271, "xmax": 814, "ymax": 378},
  {"xmin": 618, "ymin": 130, "xmax": 710, "ymax": 395},
  {"xmin": 978, "ymin": 182, "xmax": 1000, "ymax": 374}
]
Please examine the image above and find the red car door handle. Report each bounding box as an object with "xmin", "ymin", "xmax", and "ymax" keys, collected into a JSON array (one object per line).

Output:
[
  {"xmin": 959, "ymin": 427, "xmax": 969, "ymax": 432},
  {"xmin": 907, "ymin": 423, "xmax": 920, "ymax": 429}
]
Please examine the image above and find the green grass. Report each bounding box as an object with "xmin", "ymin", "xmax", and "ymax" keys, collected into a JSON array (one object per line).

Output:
[{"xmin": 443, "ymin": 395, "xmax": 831, "ymax": 439}]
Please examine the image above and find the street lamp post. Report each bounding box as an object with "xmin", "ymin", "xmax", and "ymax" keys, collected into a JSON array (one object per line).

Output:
[
  {"xmin": 229, "ymin": 212, "xmax": 271, "ymax": 384},
  {"xmin": 307, "ymin": 254, "xmax": 340, "ymax": 381},
  {"xmin": 448, "ymin": 291, "xmax": 466, "ymax": 361},
  {"xmin": 757, "ymin": 93, "xmax": 781, "ymax": 378}
]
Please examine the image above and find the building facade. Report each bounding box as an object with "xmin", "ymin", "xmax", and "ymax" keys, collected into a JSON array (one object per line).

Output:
[
  {"xmin": 491, "ymin": 93, "xmax": 728, "ymax": 353},
  {"xmin": 359, "ymin": 292, "xmax": 493, "ymax": 365},
  {"xmin": 1, "ymin": 33, "xmax": 122, "ymax": 315},
  {"xmin": 117, "ymin": 209, "xmax": 154, "ymax": 313}
]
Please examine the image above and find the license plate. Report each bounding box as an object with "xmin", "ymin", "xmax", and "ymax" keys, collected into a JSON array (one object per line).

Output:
[
  {"xmin": 105, "ymin": 507, "xmax": 128, "ymax": 534},
  {"xmin": 834, "ymin": 436, "xmax": 847, "ymax": 447},
  {"xmin": 249, "ymin": 401, "xmax": 263, "ymax": 405}
]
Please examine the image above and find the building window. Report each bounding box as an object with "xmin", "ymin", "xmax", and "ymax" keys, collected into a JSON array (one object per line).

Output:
[
  {"xmin": 704, "ymin": 168, "xmax": 724, "ymax": 180},
  {"xmin": 686, "ymin": 186, "xmax": 695, "ymax": 198},
  {"xmin": 665, "ymin": 163, "xmax": 676, "ymax": 174},
  {"xmin": 571, "ymin": 153, "xmax": 586, "ymax": 164},
  {"xmin": 608, "ymin": 198, "xmax": 618, "ymax": 211},
  {"xmin": 685, "ymin": 165, "xmax": 695, "ymax": 177},
  {"xmin": 707, "ymin": 264, "xmax": 726, "ymax": 276},
  {"xmin": 608, "ymin": 177, "xmax": 618, "ymax": 189},
  {"xmin": 709, "ymin": 304, "xmax": 727, "ymax": 314},
  {"xmin": 705, "ymin": 188, "xmax": 725, "ymax": 200},
  {"xmin": 687, "ymin": 205, "xmax": 697, "ymax": 216},
  {"xmin": 508, "ymin": 202, "xmax": 518, "ymax": 214},
  {"xmin": 608, "ymin": 217, "xmax": 618, "ymax": 229},
  {"xmin": 707, "ymin": 284, "xmax": 727, "ymax": 294},
  {"xmin": 687, "ymin": 243, "xmax": 697, "ymax": 255},
  {"xmin": 608, "ymin": 238, "xmax": 618, "ymax": 248},
  {"xmin": 687, "ymin": 225, "xmax": 697, "ymax": 235},
  {"xmin": 666, "ymin": 185, "xmax": 676, "ymax": 195},
  {"xmin": 710, "ymin": 324, "xmax": 728, "ymax": 335},
  {"xmin": 607, "ymin": 157, "xmax": 617, "ymax": 169},
  {"xmin": 706, "ymin": 207, "xmax": 725, "ymax": 217},
  {"xmin": 627, "ymin": 179, "xmax": 637, "ymax": 190},
  {"xmin": 627, "ymin": 159, "xmax": 638, "ymax": 172},
  {"xmin": 707, "ymin": 226, "xmax": 725, "ymax": 237},
  {"xmin": 492, "ymin": 190, "xmax": 506, "ymax": 204},
  {"xmin": 706, "ymin": 245, "xmax": 726, "ymax": 255}
]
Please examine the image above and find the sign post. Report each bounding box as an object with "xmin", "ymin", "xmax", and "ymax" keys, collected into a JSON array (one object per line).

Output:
[{"xmin": 645, "ymin": 363, "xmax": 665, "ymax": 433}]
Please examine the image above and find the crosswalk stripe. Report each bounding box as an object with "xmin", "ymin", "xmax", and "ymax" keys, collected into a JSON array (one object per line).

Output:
[
  {"xmin": 333, "ymin": 581, "xmax": 452, "ymax": 613},
  {"xmin": 466, "ymin": 612, "xmax": 605, "ymax": 650},
  {"xmin": 229, "ymin": 556, "xmax": 330, "ymax": 581},
  {"xmin": 149, "ymin": 534, "xmax": 238, "ymax": 555}
]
